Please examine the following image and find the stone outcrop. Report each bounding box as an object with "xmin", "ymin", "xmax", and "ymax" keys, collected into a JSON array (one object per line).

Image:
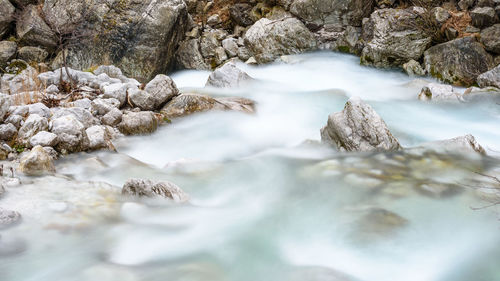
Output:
[
  {"xmin": 423, "ymin": 37, "xmax": 494, "ymax": 86},
  {"xmin": 321, "ymin": 97, "xmax": 401, "ymax": 152},
  {"xmin": 244, "ymin": 17, "xmax": 317, "ymax": 63},
  {"xmin": 122, "ymin": 178, "xmax": 189, "ymax": 202},
  {"xmin": 361, "ymin": 8, "xmax": 432, "ymax": 68},
  {"xmin": 16, "ymin": 5, "xmax": 57, "ymax": 50},
  {"xmin": 0, "ymin": 41, "xmax": 17, "ymax": 67},
  {"xmin": 18, "ymin": 145, "xmax": 56, "ymax": 175},
  {"xmin": 289, "ymin": 0, "xmax": 373, "ymax": 29},
  {"xmin": 48, "ymin": 0, "xmax": 190, "ymax": 81},
  {"xmin": 0, "ymin": 0, "xmax": 15, "ymax": 38}
]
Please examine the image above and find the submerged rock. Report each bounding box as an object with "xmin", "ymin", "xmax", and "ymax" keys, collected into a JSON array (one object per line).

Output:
[
  {"xmin": 418, "ymin": 134, "xmax": 486, "ymax": 155},
  {"xmin": 354, "ymin": 208, "xmax": 408, "ymax": 237},
  {"xmin": 0, "ymin": 208, "xmax": 21, "ymax": 229},
  {"xmin": 244, "ymin": 17, "xmax": 317, "ymax": 64},
  {"xmin": 418, "ymin": 83, "xmax": 460, "ymax": 101},
  {"xmin": 321, "ymin": 97, "xmax": 401, "ymax": 152},
  {"xmin": 18, "ymin": 145, "xmax": 55, "ymax": 176},
  {"xmin": 161, "ymin": 94, "xmax": 255, "ymax": 119},
  {"xmin": 423, "ymin": 37, "xmax": 494, "ymax": 86},
  {"xmin": 122, "ymin": 178, "xmax": 189, "ymax": 202},
  {"xmin": 205, "ymin": 62, "xmax": 253, "ymax": 88},
  {"xmin": 119, "ymin": 111, "xmax": 158, "ymax": 135}
]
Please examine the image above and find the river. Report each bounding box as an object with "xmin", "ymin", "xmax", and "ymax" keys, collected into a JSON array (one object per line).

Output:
[{"xmin": 1, "ymin": 52, "xmax": 500, "ymax": 281}]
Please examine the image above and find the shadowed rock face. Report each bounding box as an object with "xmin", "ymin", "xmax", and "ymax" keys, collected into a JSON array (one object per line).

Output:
[
  {"xmin": 48, "ymin": 0, "xmax": 189, "ymax": 82},
  {"xmin": 290, "ymin": 0, "xmax": 374, "ymax": 29},
  {"xmin": 423, "ymin": 37, "xmax": 495, "ymax": 87},
  {"xmin": 321, "ymin": 97, "xmax": 401, "ymax": 152}
]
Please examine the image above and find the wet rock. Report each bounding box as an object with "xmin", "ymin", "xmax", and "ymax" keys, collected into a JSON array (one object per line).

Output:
[
  {"xmin": 18, "ymin": 46, "xmax": 48, "ymax": 62},
  {"xmin": 50, "ymin": 115, "xmax": 89, "ymax": 153},
  {"xmin": 0, "ymin": 235, "xmax": 27, "ymax": 257},
  {"xmin": 16, "ymin": 5, "xmax": 57, "ymax": 49},
  {"xmin": 18, "ymin": 145, "xmax": 55, "ymax": 175},
  {"xmin": 0, "ymin": 208, "xmax": 21, "ymax": 229},
  {"xmin": 321, "ymin": 97, "xmax": 401, "ymax": 152},
  {"xmin": 161, "ymin": 94, "xmax": 220, "ymax": 118},
  {"xmin": 119, "ymin": 111, "xmax": 158, "ymax": 135},
  {"xmin": 290, "ymin": 0, "xmax": 373, "ymax": 28},
  {"xmin": 0, "ymin": 41, "xmax": 17, "ymax": 67},
  {"xmin": 477, "ymin": 64, "xmax": 500, "ymax": 88},
  {"xmin": 122, "ymin": 178, "xmax": 189, "ymax": 202},
  {"xmin": 287, "ymin": 266, "xmax": 361, "ymax": 281},
  {"xmin": 0, "ymin": 123, "xmax": 16, "ymax": 141},
  {"xmin": 161, "ymin": 94, "xmax": 255, "ymax": 119},
  {"xmin": 423, "ymin": 37, "xmax": 494, "ymax": 86},
  {"xmin": 17, "ymin": 114, "xmax": 49, "ymax": 144},
  {"xmin": 0, "ymin": 0, "xmax": 15, "ymax": 38},
  {"xmin": 29, "ymin": 131, "xmax": 58, "ymax": 147},
  {"xmin": 205, "ymin": 62, "xmax": 253, "ymax": 88},
  {"xmin": 418, "ymin": 83, "xmax": 460, "ymax": 101},
  {"xmin": 480, "ymin": 24, "xmax": 500, "ymax": 54},
  {"xmin": 361, "ymin": 8, "xmax": 431, "ymax": 68},
  {"xmin": 86, "ymin": 125, "xmax": 114, "ymax": 151},
  {"xmin": 416, "ymin": 182, "xmax": 462, "ymax": 198},
  {"xmin": 175, "ymin": 39, "xmax": 210, "ymax": 70},
  {"xmin": 102, "ymin": 83, "xmax": 128, "ymax": 107},
  {"xmin": 244, "ymin": 17, "xmax": 317, "ymax": 64},
  {"xmin": 470, "ymin": 7, "xmax": 498, "ymax": 28},
  {"xmin": 403, "ymin": 60, "xmax": 426, "ymax": 76},
  {"xmin": 102, "ymin": 108, "xmax": 123, "ymax": 126},
  {"xmin": 419, "ymin": 134, "xmax": 486, "ymax": 155},
  {"xmin": 129, "ymin": 75, "xmax": 179, "ymax": 111}
]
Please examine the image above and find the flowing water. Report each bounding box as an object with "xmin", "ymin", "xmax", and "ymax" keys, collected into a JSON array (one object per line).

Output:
[{"xmin": 1, "ymin": 52, "xmax": 500, "ymax": 281}]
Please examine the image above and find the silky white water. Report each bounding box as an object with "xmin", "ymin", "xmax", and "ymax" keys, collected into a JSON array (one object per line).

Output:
[{"xmin": 1, "ymin": 52, "xmax": 500, "ymax": 281}]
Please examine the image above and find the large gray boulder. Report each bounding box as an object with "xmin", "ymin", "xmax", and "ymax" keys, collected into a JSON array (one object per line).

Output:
[
  {"xmin": 289, "ymin": 0, "xmax": 373, "ymax": 28},
  {"xmin": 47, "ymin": 0, "xmax": 190, "ymax": 81},
  {"xmin": 129, "ymin": 74, "xmax": 179, "ymax": 111},
  {"xmin": 480, "ymin": 24, "xmax": 500, "ymax": 54},
  {"xmin": 361, "ymin": 8, "xmax": 432, "ymax": 68},
  {"xmin": 0, "ymin": 41, "xmax": 17, "ymax": 67},
  {"xmin": 321, "ymin": 97, "xmax": 401, "ymax": 152},
  {"xmin": 477, "ymin": 65, "xmax": 500, "ymax": 88},
  {"xmin": 205, "ymin": 62, "xmax": 253, "ymax": 88},
  {"xmin": 423, "ymin": 37, "xmax": 495, "ymax": 86},
  {"xmin": 16, "ymin": 5, "xmax": 58, "ymax": 50},
  {"xmin": 50, "ymin": 115, "xmax": 89, "ymax": 153},
  {"xmin": 0, "ymin": 0, "xmax": 15, "ymax": 38},
  {"xmin": 0, "ymin": 123, "xmax": 17, "ymax": 141},
  {"xmin": 86, "ymin": 125, "xmax": 113, "ymax": 150},
  {"xmin": 122, "ymin": 178, "xmax": 189, "ymax": 202},
  {"xmin": 18, "ymin": 145, "xmax": 56, "ymax": 176},
  {"xmin": 119, "ymin": 111, "xmax": 158, "ymax": 135},
  {"xmin": 244, "ymin": 17, "xmax": 317, "ymax": 64}
]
